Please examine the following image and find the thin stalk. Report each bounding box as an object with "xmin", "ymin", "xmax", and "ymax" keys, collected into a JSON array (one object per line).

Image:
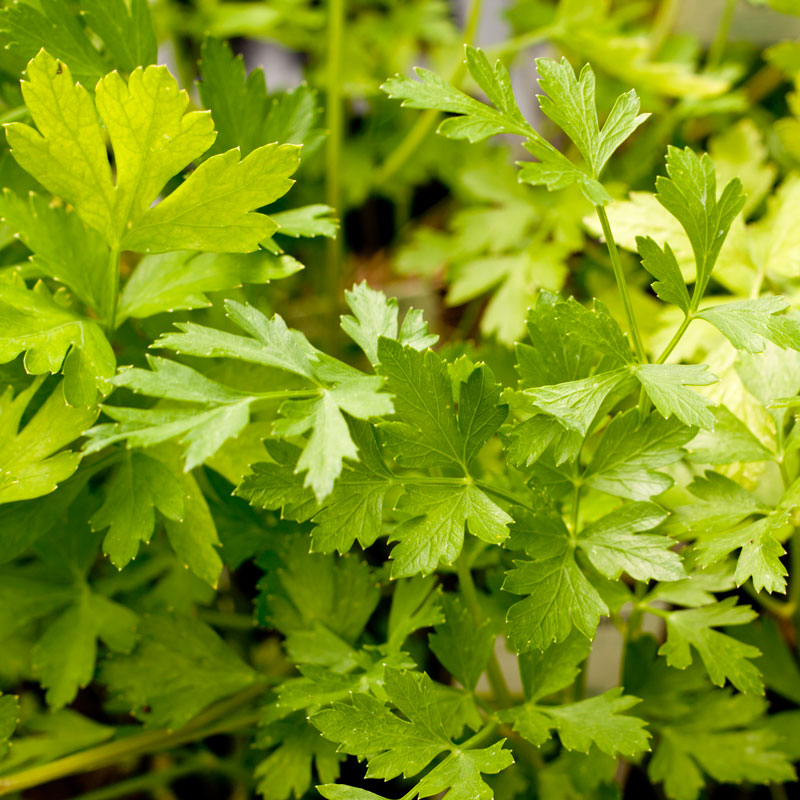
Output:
[
  {"xmin": 196, "ymin": 609, "xmax": 256, "ymax": 630},
  {"xmin": 375, "ymin": 0, "xmax": 484, "ymax": 185},
  {"xmin": 569, "ymin": 478, "xmax": 581, "ymax": 536},
  {"xmin": 105, "ymin": 247, "xmax": 120, "ymax": 335},
  {"xmin": 475, "ymin": 480, "xmax": 533, "ymax": 511},
  {"xmin": 655, "ymin": 314, "xmax": 692, "ymax": 364},
  {"xmin": 456, "ymin": 553, "xmax": 513, "ymax": 709},
  {"xmin": 707, "ymin": 0, "xmax": 738, "ymax": 70},
  {"xmin": 324, "ymin": 0, "xmax": 345, "ymax": 297},
  {"xmin": 67, "ymin": 755, "xmax": 241, "ymax": 800},
  {"xmin": 0, "ymin": 685, "xmax": 266, "ymax": 795},
  {"xmin": 484, "ymin": 25, "xmax": 560, "ymax": 61},
  {"xmin": 648, "ymin": 0, "xmax": 680, "ymax": 57},
  {"xmin": 459, "ymin": 722, "xmax": 499, "ymax": 750},
  {"xmin": 595, "ymin": 205, "xmax": 647, "ymax": 362},
  {"xmin": 0, "ymin": 105, "xmax": 27, "ymax": 124},
  {"xmin": 744, "ymin": 581, "xmax": 795, "ymax": 618}
]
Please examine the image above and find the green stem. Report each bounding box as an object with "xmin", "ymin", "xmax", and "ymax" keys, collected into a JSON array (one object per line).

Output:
[
  {"xmin": 743, "ymin": 581, "xmax": 795, "ymax": 618},
  {"xmin": 105, "ymin": 247, "xmax": 120, "ymax": 335},
  {"xmin": 459, "ymin": 722, "xmax": 499, "ymax": 750},
  {"xmin": 595, "ymin": 205, "xmax": 647, "ymax": 362},
  {"xmin": 0, "ymin": 685, "xmax": 266, "ymax": 796},
  {"xmin": 66, "ymin": 755, "xmax": 242, "ymax": 800},
  {"xmin": 648, "ymin": 0, "xmax": 680, "ymax": 57},
  {"xmin": 569, "ymin": 478, "xmax": 581, "ymax": 536},
  {"xmin": 484, "ymin": 25, "xmax": 560, "ymax": 61},
  {"xmin": 324, "ymin": 0, "xmax": 345, "ymax": 297},
  {"xmin": 770, "ymin": 783, "xmax": 790, "ymax": 800},
  {"xmin": 0, "ymin": 105, "xmax": 27, "ymax": 125},
  {"xmin": 475, "ymin": 480, "xmax": 533, "ymax": 511},
  {"xmin": 655, "ymin": 314, "xmax": 693, "ymax": 364},
  {"xmin": 456, "ymin": 553, "xmax": 513, "ymax": 709},
  {"xmin": 196, "ymin": 609, "xmax": 256, "ymax": 630},
  {"xmin": 707, "ymin": 0, "xmax": 738, "ymax": 70},
  {"xmin": 375, "ymin": 0, "xmax": 485, "ymax": 185}
]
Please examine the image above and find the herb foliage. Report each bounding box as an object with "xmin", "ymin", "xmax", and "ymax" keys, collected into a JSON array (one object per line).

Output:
[{"xmin": 2, "ymin": 1, "xmax": 800, "ymax": 800}]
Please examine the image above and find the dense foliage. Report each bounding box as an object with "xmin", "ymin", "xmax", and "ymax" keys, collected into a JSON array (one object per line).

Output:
[{"xmin": 2, "ymin": 1, "xmax": 800, "ymax": 799}]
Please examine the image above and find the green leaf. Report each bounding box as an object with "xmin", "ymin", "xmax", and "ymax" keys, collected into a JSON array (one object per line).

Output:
[
  {"xmin": 625, "ymin": 637, "xmax": 792, "ymax": 800},
  {"xmin": 578, "ymin": 503, "xmax": 685, "ymax": 582},
  {"xmin": 318, "ymin": 788, "xmax": 388, "ymax": 800},
  {"xmin": 381, "ymin": 51, "xmax": 534, "ymax": 143},
  {"xmin": 272, "ymin": 205, "xmax": 339, "ymax": 239},
  {"xmin": 666, "ymin": 470, "xmax": 769, "ymax": 537},
  {"xmin": 101, "ymin": 614, "xmax": 258, "ymax": 728},
  {"xmin": 697, "ymin": 297, "xmax": 800, "ymax": 353},
  {"xmin": 504, "ymin": 508, "xmax": 608, "ymax": 652},
  {"xmin": 0, "ymin": 189, "xmax": 110, "ymax": 314},
  {"xmin": 378, "ymin": 339, "xmax": 505, "ymax": 471},
  {"xmin": 6, "ymin": 52, "xmax": 210, "ymax": 249},
  {"xmin": 516, "ymin": 292, "xmax": 595, "ymax": 387},
  {"xmin": 117, "ymin": 250, "xmax": 301, "ymax": 323},
  {"xmin": 549, "ymin": 297, "xmax": 634, "ymax": 366},
  {"xmin": 535, "ymin": 57, "xmax": 649, "ymax": 178},
  {"xmin": 156, "ymin": 301, "xmax": 317, "ymax": 378},
  {"xmin": 0, "ymin": 693, "xmax": 19, "ymax": 759},
  {"xmin": 161, "ymin": 452, "xmax": 223, "ymax": 587},
  {"xmin": 313, "ymin": 668, "xmax": 512, "ymax": 795},
  {"xmin": 33, "ymin": 591, "xmax": 137, "ymax": 708},
  {"xmin": 387, "ymin": 576, "xmax": 443, "ymax": 650},
  {"xmin": 505, "ymin": 687, "xmax": 650, "ymax": 757},
  {"xmin": 686, "ymin": 405, "xmax": 773, "ymax": 465},
  {"xmin": 6, "ymin": 51, "xmax": 299, "ymax": 255},
  {"xmin": 97, "ymin": 302, "xmax": 393, "ymax": 501},
  {"xmin": 657, "ymin": 598, "xmax": 763, "ymax": 693},
  {"xmin": 199, "ymin": 37, "xmax": 324, "ymax": 156},
  {"xmin": 390, "ymin": 484, "xmax": 511, "ymax": 577},
  {"xmin": 257, "ymin": 540, "xmax": 379, "ymax": 643},
  {"xmin": 0, "ymin": 282, "xmax": 115, "ymax": 406},
  {"xmin": 413, "ymin": 741, "xmax": 514, "ymax": 800},
  {"xmin": 198, "ymin": 36, "xmax": 271, "ymax": 157},
  {"xmin": 733, "ymin": 617, "xmax": 800, "ymax": 704},
  {"xmin": 312, "ymin": 670, "xmax": 451, "ymax": 780},
  {"xmin": 518, "ymin": 140, "xmax": 611, "ymax": 205},
  {"xmin": 519, "ymin": 630, "xmax": 592, "ymax": 705},
  {"xmin": 307, "ymin": 421, "xmax": 394, "ymax": 553},
  {"xmin": 0, "ymin": 380, "xmax": 98, "ymax": 505},
  {"xmin": 121, "ymin": 142, "xmax": 300, "ymax": 254},
  {"xmin": 80, "ymin": 0, "xmax": 157, "ymax": 74},
  {"xmin": 89, "ymin": 452, "xmax": 184, "ymax": 569},
  {"xmin": 83, "ymin": 358, "xmax": 255, "ymax": 472},
  {"xmin": 274, "ymin": 379, "xmax": 394, "ymax": 501},
  {"xmin": 655, "ymin": 147, "xmax": 745, "ymax": 299},
  {"xmin": 341, "ymin": 282, "xmax": 437, "ymax": 365},
  {"xmin": 428, "ymin": 594, "xmax": 495, "ymax": 691},
  {"xmin": 234, "ymin": 441, "xmax": 317, "ymax": 522},
  {"xmin": 256, "ymin": 715, "xmax": 342, "ymax": 800},
  {"xmin": 636, "ymin": 236, "xmax": 690, "ymax": 314},
  {"xmin": 584, "ymin": 410, "xmax": 694, "ymax": 500},
  {"xmin": 0, "ymin": 0, "xmax": 156, "ymax": 86},
  {"xmin": 520, "ymin": 368, "xmax": 634, "ymax": 437},
  {"xmin": 691, "ymin": 480, "xmax": 800, "ymax": 594},
  {"xmin": 634, "ymin": 363, "xmax": 717, "ymax": 429}
]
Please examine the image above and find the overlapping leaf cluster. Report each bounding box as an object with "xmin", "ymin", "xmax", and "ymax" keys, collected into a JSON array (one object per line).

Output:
[{"xmin": 2, "ymin": 2, "xmax": 800, "ymax": 800}]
